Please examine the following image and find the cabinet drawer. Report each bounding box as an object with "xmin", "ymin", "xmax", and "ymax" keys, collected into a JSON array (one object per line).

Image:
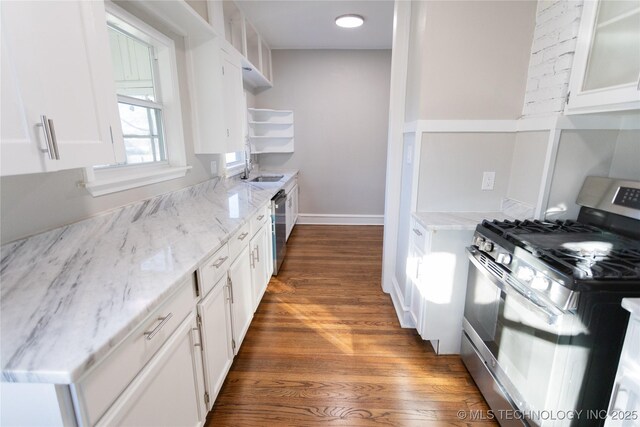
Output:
[
  {"xmin": 250, "ymin": 203, "xmax": 270, "ymax": 237},
  {"xmin": 410, "ymin": 218, "xmax": 428, "ymax": 251},
  {"xmin": 76, "ymin": 276, "xmax": 196, "ymax": 426},
  {"xmin": 229, "ymin": 221, "xmax": 250, "ymax": 262},
  {"xmin": 199, "ymin": 244, "xmax": 230, "ymax": 297}
]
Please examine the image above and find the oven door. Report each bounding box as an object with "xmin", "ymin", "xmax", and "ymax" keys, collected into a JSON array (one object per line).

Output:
[{"xmin": 463, "ymin": 248, "xmax": 589, "ymax": 423}]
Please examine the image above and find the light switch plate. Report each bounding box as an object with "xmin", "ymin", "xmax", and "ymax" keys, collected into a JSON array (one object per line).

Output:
[{"xmin": 482, "ymin": 171, "xmax": 495, "ymax": 191}]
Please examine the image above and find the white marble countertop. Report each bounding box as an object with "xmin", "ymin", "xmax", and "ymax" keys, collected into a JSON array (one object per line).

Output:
[
  {"xmin": 622, "ymin": 298, "xmax": 640, "ymax": 318},
  {"xmin": 0, "ymin": 171, "xmax": 297, "ymax": 384},
  {"xmin": 412, "ymin": 211, "xmax": 516, "ymax": 231}
]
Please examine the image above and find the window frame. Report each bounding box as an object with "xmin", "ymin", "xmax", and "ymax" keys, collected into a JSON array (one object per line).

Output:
[
  {"xmin": 225, "ymin": 150, "xmax": 246, "ymax": 177},
  {"xmin": 84, "ymin": 2, "xmax": 189, "ymax": 197}
]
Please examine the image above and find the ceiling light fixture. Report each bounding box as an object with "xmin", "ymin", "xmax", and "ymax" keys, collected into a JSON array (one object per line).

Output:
[{"xmin": 335, "ymin": 14, "xmax": 364, "ymax": 28}]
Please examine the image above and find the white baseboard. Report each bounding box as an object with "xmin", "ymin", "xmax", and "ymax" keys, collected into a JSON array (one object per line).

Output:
[
  {"xmin": 297, "ymin": 213, "xmax": 384, "ymax": 225},
  {"xmin": 389, "ymin": 277, "xmax": 415, "ymax": 329}
]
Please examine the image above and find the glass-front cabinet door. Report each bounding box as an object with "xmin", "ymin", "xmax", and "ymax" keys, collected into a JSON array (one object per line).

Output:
[{"xmin": 566, "ymin": 0, "xmax": 640, "ymax": 114}]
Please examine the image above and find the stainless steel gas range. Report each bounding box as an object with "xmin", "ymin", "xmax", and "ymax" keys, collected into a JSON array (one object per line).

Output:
[{"xmin": 461, "ymin": 176, "xmax": 640, "ymax": 427}]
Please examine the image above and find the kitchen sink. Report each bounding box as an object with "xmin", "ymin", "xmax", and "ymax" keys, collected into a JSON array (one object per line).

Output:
[{"xmin": 250, "ymin": 175, "xmax": 284, "ymax": 182}]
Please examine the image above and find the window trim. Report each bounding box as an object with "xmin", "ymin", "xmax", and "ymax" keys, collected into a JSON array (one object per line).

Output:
[
  {"xmin": 225, "ymin": 150, "xmax": 246, "ymax": 177},
  {"xmin": 84, "ymin": 1, "xmax": 188, "ymax": 197}
]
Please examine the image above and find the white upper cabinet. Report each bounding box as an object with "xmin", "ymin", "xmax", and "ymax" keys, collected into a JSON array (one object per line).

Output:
[
  {"xmin": 566, "ymin": 0, "xmax": 640, "ymax": 114},
  {"xmin": 187, "ymin": 36, "xmax": 227, "ymax": 154},
  {"xmin": 0, "ymin": 1, "xmax": 120, "ymax": 176},
  {"xmin": 222, "ymin": 52, "xmax": 246, "ymax": 154},
  {"xmin": 188, "ymin": 39, "xmax": 245, "ymax": 154}
]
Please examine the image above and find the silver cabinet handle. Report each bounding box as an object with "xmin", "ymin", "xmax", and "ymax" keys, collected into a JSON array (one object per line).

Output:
[
  {"xmin": 39, "ymin": 115, "xmax": 56, "ymax": 160},
  {"xmin": 412, "ymin": 228, "xmax": 422, "ymax": 236},
  {"xmin": 257, "ymin": 215, "xmax": 264, "ymax": 220},
  {"xmin": 238, "ymin": 232, "xmax": 249, "ymax": 241},
  {"xmin": 212, "ymin": 256, "xmax": 228, "ymax": 268},
  {"xmin": 227, "ymin": 278, "xmax": 234, "ymax": 303},
  {"xmin": 47, "ymin": 118, "xmax": 60, "ymax": 159},
  {"xmin": 255, "ymin": 246, "xmax": 260, "ymax": 263},
  {"xmin": 144, "ymin": 313, "xmax": 173, "ymax": 340},
  {"xmin": 224, "ymin": 283, "xmax": 230, "ymax": 302}
]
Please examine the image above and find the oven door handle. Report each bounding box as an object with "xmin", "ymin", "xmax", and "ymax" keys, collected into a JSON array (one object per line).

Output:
[{"xmin": 466, "ymin": 247, "xmax": 561, "ymax": 322}]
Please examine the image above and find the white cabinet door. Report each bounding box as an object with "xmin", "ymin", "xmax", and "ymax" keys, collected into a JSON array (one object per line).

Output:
[
  {"xmin": 187, "ymin": 37, "xmax": 227, "ymax": 154},
  {"xmin": 566, "ymin": 0, "xmax": 640, "ymax": 114},
  {"xmin": 229, "ymin": 245, "xmax": 253, "ymax": 354},
  {"xmin": 198, "ymin": 276, "xmax": 233, "ymax": 410},
  {"xmin": 407, "ymin": 244, "xmax": 425, "ymax": 335},
  {"xmin": 97, "ymin": 313, "xmax": 205, "ymax": 427},
  {"xmin": 266, "ymin": 214, "xmax": 275, "ymax": 278},
  {"xmin": 292, "ymin": 184, "xmax": 299, "ymax": 225},
  {"xmin": 188, "ymin": 43, "xmax": 245, "ymax": 155},
  {"xmin": 250, "ymin": 224, "xmax": 270, "ymax": 311},
  {"xmin": 222, "ymin": 53, "xmax": 245, "ymax": 154},
  {"xmin": 0, "ymin": 0, "xmax": 119, "ymax": 176},
  {"xmin": 285, "ymin": 184, "xmax": 299, "ymax": 241}
]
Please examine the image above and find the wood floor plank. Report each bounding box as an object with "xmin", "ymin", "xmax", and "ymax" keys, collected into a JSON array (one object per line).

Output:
[{"xmin": 206, "ymin": 225, "xmax": 495, "ymax": 426}]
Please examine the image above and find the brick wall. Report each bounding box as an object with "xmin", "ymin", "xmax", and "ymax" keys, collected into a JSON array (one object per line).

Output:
[{"xmin": 522, "ymin": 0, "xmax": 584, "ymax": 117}]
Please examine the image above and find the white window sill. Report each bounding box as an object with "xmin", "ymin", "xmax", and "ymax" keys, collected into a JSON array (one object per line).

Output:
[
  {"xmin": 83, "ymin": 164, "xmax": 192, "ymax": 197},
  {"xmin": 225, "ymin": 163, "xmax": 246, "ymax": 178}
]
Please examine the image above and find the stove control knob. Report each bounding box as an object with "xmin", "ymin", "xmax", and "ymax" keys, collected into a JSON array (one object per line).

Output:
[
  {"xmin": 496, "ymin": 253, "xmax": 512, "ymax": 265},
  {"xmin": 474, "ymin": 236, "xmax": 485, "ymax": 247},
  {"xmin": 481, "ymin": 241, "xmax": 494, "ymax": 252}
]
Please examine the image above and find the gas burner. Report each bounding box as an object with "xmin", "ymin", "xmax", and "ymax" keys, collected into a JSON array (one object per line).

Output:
[
  {"xmin": 482, "ymin": 219, "xmax": 602, "ymax": 237},
  {"xmin": 541, "ymin": 248, "xmax": 640, "ymax": 280}
]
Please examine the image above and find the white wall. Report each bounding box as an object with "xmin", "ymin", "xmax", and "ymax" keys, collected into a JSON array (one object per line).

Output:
[
  {"xmin": 545, "ymin": 129, "xmax": 619, "ymax": 219},
  {"xmin": 610, "ymin": 130, "xmax": 640, "ymax": 181},
  {"xmin": 506, "ymin": 131, "xmax": 550, "ymax": 206},
  {"xmin": 522, "ymin": 0, "xmax": 584, "ymax": 116},
  {"xmin": 255, "ymin": 49, "xmax": 391, "ymax": 217},
  {"xmin": 405, "ymin": 0, "xmax": 536, "ymax": 121},
  {"xmin": 416, "ymin": 133, "xmax": 516, "ymax": 212},
  {"xmin": 0, "ymin": 6, "xmax": 217, "ymax": 245}
]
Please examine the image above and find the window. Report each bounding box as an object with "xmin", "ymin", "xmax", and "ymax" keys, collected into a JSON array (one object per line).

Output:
[
  {"xmin": 84, "ymin": 3, "xmax": 189, "ymax": 197},
  {"xmin": 225, "ymin": 150, "xmax": 246, "ymax": 176},
  {"xmin": 109, "ymin": 25, "xmax": 167, "ymax": 165}
]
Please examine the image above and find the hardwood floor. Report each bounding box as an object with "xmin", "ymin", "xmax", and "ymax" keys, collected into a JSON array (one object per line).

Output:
[{"xmin": 207, "ymin": 225, "xmax": 496, "ymax": 426}]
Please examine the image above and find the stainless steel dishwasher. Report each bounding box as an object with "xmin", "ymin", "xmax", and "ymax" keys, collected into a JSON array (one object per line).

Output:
[{"xmin": 271, "ymin": 190, "xmax": 287, "ymax": 275}]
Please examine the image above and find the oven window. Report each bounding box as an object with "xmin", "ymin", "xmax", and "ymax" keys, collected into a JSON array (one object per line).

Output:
[{"xmin": 464, "ymin": 260, "xmax": 589, "ymax": 413}]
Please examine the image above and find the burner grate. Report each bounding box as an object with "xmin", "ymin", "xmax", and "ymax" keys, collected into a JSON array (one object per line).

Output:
[
  {"xmin": 482, "ymin": 219, "xmax": 602, "ymax": 237},
  {"xmin": 540, "ymin": 248, "xmax": 640, "ymax": 280}
]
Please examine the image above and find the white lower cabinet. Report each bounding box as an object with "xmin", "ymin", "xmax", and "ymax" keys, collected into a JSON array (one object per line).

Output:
[
  {"xmin": 5, "ymin": 210, "xmax": 275, "ymax": 426},
  {"xmin": 96, "ymin": 313, "xmax": 206, "ymax": 427},
  {"xmin": 407, "ymin": 218, "xmax": 472, "ymax": 355},
  {"xmin": 228, "ymin": 245, "xmax": 254, "ymax": 354},
  {"xmin": 606, "ymin": 302, "xmax": 640, "ymax": 427},
  {"xmin": 250, "ymin": 223, "xmax": 271, "ymax": 311},
  {"xmin": 197, "ymin": 275, "xmax": 233, "ymax": 410},
  {"xmin": 285, "ymin": 182, "xmax": 299, "ymax": 241}
]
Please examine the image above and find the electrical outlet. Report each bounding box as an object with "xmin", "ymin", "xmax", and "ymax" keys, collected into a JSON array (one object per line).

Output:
[
  {"xmin": 482, "ymin": 171, "xmax": 495, "ymax": 191},
  {"xmin": 210, "ymin": 160, "xmax": 218, "ymax": 176}
]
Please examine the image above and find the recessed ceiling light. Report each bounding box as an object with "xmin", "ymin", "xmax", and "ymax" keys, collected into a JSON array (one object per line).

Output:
[{"xmin": 335, "ymin": 14, "xmax": 364, "ymax": 29}]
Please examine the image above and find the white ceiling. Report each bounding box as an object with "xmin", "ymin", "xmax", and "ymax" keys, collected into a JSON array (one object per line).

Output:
[{"xmin": 236, "ymin": 0, "xmax": 394, "ymax": 49}]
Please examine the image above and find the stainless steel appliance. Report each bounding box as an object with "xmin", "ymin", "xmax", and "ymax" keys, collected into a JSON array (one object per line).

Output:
[
  {"xmin": 462, "ymin": 176, "xmax": 640, "ymax": 427},
  {"xmin": 272, "ymin": 190, "xmax": 287, "ymax": 275}
]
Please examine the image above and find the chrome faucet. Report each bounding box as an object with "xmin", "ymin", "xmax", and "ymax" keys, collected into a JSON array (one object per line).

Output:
[{"xmin": 241, "ymin": 136, "xmax": 252, "ymax": 180}]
